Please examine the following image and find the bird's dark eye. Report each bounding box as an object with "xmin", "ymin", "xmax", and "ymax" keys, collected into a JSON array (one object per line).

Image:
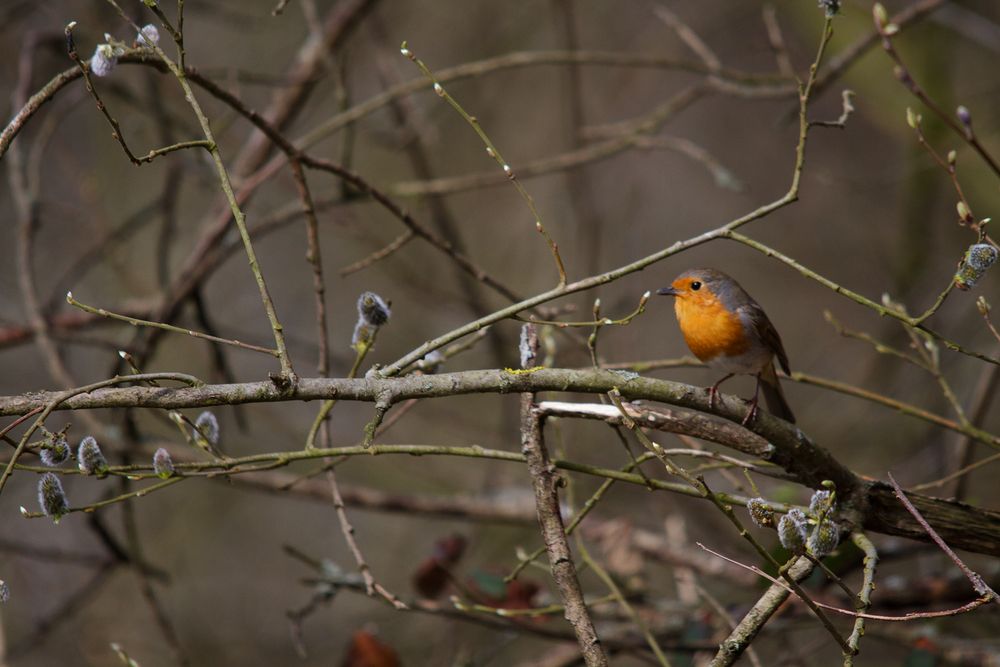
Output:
[{"xmin": 690, "ymin": 281, "xmax": 701, "ymax": 291}]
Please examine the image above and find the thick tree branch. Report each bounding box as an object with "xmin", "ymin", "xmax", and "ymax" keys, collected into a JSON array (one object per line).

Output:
[
  {"xmin": 519, "ymin": 326, "xmax": 608, "ymax": 666},
  {"xmin": 4, "ymin": 368, "xmax": 1000, "ymax": 555}
]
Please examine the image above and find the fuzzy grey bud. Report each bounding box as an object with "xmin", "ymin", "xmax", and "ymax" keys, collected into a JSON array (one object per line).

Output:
[
  {"xmin": 38, "ymin": 473, "xmax": 69, "ymax": 522},
  {"xmin": 0, "ymin": 580, "xmax": 8, "ymax": 603},
  {"xmin": 778, "ymin": 508, "xmax": 807, "ymax": 553},
  {"xmin": 955, "ymin": 243, "xmax": 998, "ymax": 291},
  {"xmin": 808, "ymin": 520, "xmax": 841, "ymax": 557},
  {"xmin": 747, "ymin": 497, "xmax": 775, "ymax": 528},
  {"xmin": 351, "ymin": 321, "xmax": 375, "ymax": 349},
  {"xmin": 352, "ymin": 292, "xmax": 390, "ymax": 350},
  {"xmin": 153, "ymin": 448, "xmax": 174, "ymax": 479},
  {"xmin": 807, "ymin": 489, "xmax": 834, "ymax": 516},
  {"xmin": 357, "ymin": 292, "xmax": 391, "ymax": 327},
  {"xmin": 136, "ymin": 24, "xmax": 159, "ymax": 47},
  {"xmin": 77, "ymin": 436, "xmax": 109, "ymax": 476},
  {"xmin": 193, "ymin": 411, "xmax": 219, "ymax": 447},
  {"xmin": 40, "ymin": 434, "xmax": 70, "ymax": 467},
  {"xmin": 89, "ymin": 43, "xmax": 118, "ymax": 77},
  {"xmin": 817, "ymin": 0, "xmax": 839, "ymax": 17}
]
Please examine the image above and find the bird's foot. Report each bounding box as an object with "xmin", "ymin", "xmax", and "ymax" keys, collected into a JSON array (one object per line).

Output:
[
  {"xmin": 706, "ymin": 385, "xmax": 719, "ymax": 411},
  {"xmin": 706, "ymin": 373, "xmax": 734, "ymax": 412},
  {"xmin": 740, "ymin": 397, "xmax": 760, "ymax": 426}
]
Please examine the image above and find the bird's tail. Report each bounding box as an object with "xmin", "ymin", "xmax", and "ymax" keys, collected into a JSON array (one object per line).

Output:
[{"xmin": 759, "ymin": 361, "xmax": 795, "ymax": 423}]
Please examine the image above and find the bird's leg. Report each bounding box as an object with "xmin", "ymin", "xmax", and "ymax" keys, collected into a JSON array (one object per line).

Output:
[
  {"xmin": 741, "ymin": 374, "xmax": 762, "ymax": 426},
  {"xmin": 707, "ymin": 373, "xmax": 735, "ymax": 411}
]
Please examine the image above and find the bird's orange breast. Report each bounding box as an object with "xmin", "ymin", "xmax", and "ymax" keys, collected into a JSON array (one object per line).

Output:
[{"xmin": 674, "ymin": 296, "xmax": 750, "ymax": 362}]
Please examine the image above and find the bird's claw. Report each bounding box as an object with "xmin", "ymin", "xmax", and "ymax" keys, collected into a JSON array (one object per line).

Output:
[{"xmin": 706, "ymin": 385, "xmax": 719, "ymax": 411}]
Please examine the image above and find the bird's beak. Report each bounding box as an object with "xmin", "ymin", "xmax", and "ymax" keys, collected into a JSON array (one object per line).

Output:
[{"xmin": 656, "ymin": 286, "xmax": 678, "ymax": 296}]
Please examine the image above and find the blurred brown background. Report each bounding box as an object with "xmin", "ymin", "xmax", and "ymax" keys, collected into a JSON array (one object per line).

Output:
[{"xmin": 2, "ymin": 0, "xmax": 1000, "ymax": 665}]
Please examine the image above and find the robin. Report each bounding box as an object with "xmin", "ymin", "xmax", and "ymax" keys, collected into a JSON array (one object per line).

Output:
[{"xmin": 656, "ymin": 268, "xmax": 795, "ymax": 424}]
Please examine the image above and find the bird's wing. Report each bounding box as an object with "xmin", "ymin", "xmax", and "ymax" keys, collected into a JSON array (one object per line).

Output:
[{"xmin": 738, "ymin": 303, "xmax": 791, "ymax": 374}]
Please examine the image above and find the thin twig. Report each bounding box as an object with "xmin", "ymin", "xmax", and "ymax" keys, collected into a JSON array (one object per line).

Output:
[
  {"xmin": 506, "ymin": 451, "xmax": 656, "ymax": 583},
  {"xmin": 401, "ymin": 44, "xmax": 568, "ymax": 287},
  {"xmin": 519, "ymin": 325, "xmax": 608, "ymax": 666},
  {"xmin": 326, "ymin": 470, "xmax": 406, "ymax": 609},
  {"xmin": 121, "ymin": 494, "xmax": 190, "ymax": 666},
  {"xmin": 761, "ymin": 5, "xmax": 794, "ymax": 78},
  {"xmin": 695, "ymin": 581, "xmax": 764, "ymax": 667},
  {"xmin": 576, "ymin": 536, "xmax": 672, "ymax": 666},
  {"xmin": 100, "ymin": 1, "xmax": 297, "ymax": 380},
  {"xmin": 0, "ymin": 372, "xmax": 201, "ymax": 497},
  {"xmin": 875, "ymin": 4, "xmax": 1000, "ymax": 178},
  {"xmin": 338, "ymin": 230, "xmax": 415, "ymax": 276},
  {"xmin": 66, "ymin": 292, "xmax": 278, "ymax": 357},
  {"xmin": 699, "ymin": 542, "xmax": 993, "ymax": 621},
  {"xmin": 709, "ymin": 555, "xmax": 814, "ymax": 667},
  {"xmin": 887, "ymin": 473, "xmax": 1000, "ymax": 604},
  {"xmin": 728, "ymin": 231, "xmax": 990, "ymax": 365},
  {"xmin": 20, "ymin": 477, "xmax": 185, "ymax": 518},
  {"xmin": 607, "ymin": 388, "xmax": 851, "ymax": 654}
]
